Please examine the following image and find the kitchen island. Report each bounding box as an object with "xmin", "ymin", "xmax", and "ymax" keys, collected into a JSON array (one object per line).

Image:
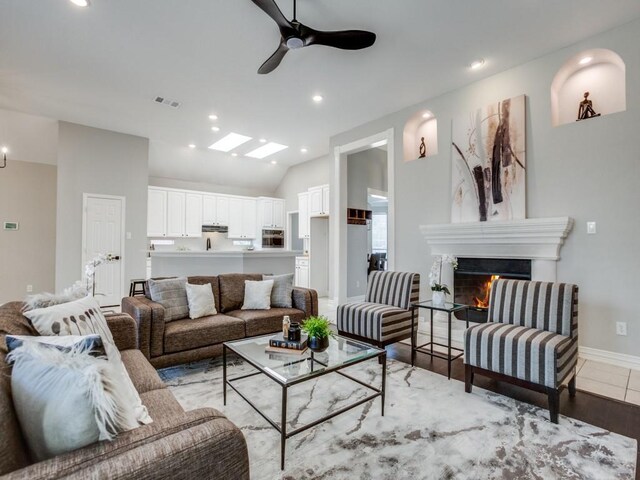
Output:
[{"xmin": 149, "ymin": 250, "xmax": 302, "ymax": 277}]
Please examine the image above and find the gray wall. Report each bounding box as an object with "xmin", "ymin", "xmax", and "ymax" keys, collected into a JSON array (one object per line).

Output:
[
  {"xmin": 56, "ymin": 122, "xmax": 149, "ymax": 294},
  {"xmin": 346, "ymin": 148, "xmax": 388, "ymax": 297},
  {"xmin": 275, "ymin": 155, "xmax": 331, "ymax": 211},
  {"xmin": 0, "ymin": 160, "xmax": 57, "ymax": 304},
  {"xmin": 331, "ymin": 19, "xmax": 640, "ymax": 356},
  {"xmin": 149, "ymin": 176, "xmax": 274, "ymax": 198}
]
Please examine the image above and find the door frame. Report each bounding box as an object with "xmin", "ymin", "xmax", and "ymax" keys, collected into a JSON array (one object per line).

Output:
[
  {"xmin": 81, "ymin": 193, "xmax": 126, "ymax": 304},
  {"xmin": 331, "ymin": 128, "xmax": 395, "ymax": 305}
]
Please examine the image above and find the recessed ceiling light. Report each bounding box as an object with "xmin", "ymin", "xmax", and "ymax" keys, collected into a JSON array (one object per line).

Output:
[
  {"xmin": 188, "ymin": 144, "xmax": 196, "ymax": 149},
  {"xmin": 312, "ymin": 95, "xmax": 323, "ymax": 103},
  {"xmin": 246, "ymin": 142, "xmax": 288, "ymax": 159},
  {"xmin": 259, "ymin": 138, "xmax": 267, "ymax": 143},
  {"xmin": 271, "ymin": 160, "xmax": 277, "ymax": 165},
  {"xmin": 422, "ymin": 112, "xmax": 432, "ymax": 119},
  {"xmin": 211, "ymin": 126, "xmax": 220, "ymax": 132},
  {"xmin": 469, "ymin": 59, "xmax": 485, "ymax": 70},
  {"xmin": 208, "ymin": 133, "xmax": 252, "ymax": 152},
  {"xmin": 300, "ymin": 148, "xmax": 308, "ymax": 153},
  {"xmin": 579, "ymin": 56, "xmax": 593, "ymax": 65},
  {"xmin": 208, "ymin": 114, "xmax": 218, "ymax": 120},
  {"xmin": 231, "ymin": 153, "xmax": 238, "ymax": 157},
  {"xmin": 69, "ymin": 0, "xmax": 89, "ymax": 6}
]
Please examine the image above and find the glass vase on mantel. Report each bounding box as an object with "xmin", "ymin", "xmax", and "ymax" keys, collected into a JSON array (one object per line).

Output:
[{"xmin": 432, "ymin": 290, "xmax": 446, "ymax": 307}]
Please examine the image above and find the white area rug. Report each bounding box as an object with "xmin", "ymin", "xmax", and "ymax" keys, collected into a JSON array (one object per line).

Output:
[{"xmin": 159, "ymin": 357, "xmax": 637, "ymax": 480}]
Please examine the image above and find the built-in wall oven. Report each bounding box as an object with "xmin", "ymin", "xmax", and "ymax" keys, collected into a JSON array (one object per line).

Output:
[{"xmin": 262, "ymin": 229, "xmax": 285, "ymax": 248}]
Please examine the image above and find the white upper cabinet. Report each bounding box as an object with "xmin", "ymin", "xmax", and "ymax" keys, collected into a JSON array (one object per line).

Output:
[
  {"xmin": 147, "ymin": 188, "xmax": 167, "ymax": 237},
  {"xmin": 166, "ymin": 191, "xmax": 186, "ymax": 237},
  {"xmin": 228, "ymin": 197, "xmax": 257, "ymax": 239},
  {"xmin": 309, "ymin": 184, "xmax": 330, "ymax": 216},
  {"xmin": 298, "ymin": 192, "xmax": 310, "ymax": 239},
  {"xmin": 258, "ymin": 198, "xmax": 285, "ymax": 229},
  {"xmin": 202, "ymin": 195, "xmax": 230, "ymax": 226},
  {"xmin": 184, "ymin": 193, "xmax": 203, "ymax": 237}
]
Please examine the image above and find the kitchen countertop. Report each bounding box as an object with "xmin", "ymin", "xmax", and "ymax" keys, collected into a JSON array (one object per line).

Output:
[{"xmin": 149, "ymin": 250, "xmax": 303, "ymax": 258}]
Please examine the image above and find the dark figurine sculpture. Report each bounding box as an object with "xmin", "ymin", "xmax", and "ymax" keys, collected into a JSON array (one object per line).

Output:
[
  {"xmin": 577, "ymin": 91, "xmax": 601, "ymax": 121},
  {"xmin": 419, "ymin": 137, "xmax": 426, "ymax": 158}
]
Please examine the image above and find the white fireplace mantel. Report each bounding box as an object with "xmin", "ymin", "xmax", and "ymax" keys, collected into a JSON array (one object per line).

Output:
[
  {"xmin": 420, "ymin": 217, "xmax": 574, "ymax": 260},
  {"xmin": 419, "ymin": 217, "xmax": 574, "ymax": 282}
]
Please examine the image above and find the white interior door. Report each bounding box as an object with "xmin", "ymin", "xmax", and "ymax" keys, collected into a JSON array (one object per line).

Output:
[{"xmin": 83, "ymin": 194, "xmax": 125, "ymax": 307}]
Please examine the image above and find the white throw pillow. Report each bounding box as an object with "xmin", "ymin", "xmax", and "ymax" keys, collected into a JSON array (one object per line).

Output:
[
  {"xmin": 185, "ymin": 283, "xmax": 217, "ymax": 319},
  {"xmin": 7, "ymin": 342, "xmax": 136, "ymax": 461},
  {"xmin": 241, "ymin": 280, "xmax": 274, "ymax": 310},
  {"xmin": 6, "ymin": 334, "xmax": 105, "ymax": 357},
  {"xmin": 23, "ymin": 296, "xmax": 152, "ymax": 428}
]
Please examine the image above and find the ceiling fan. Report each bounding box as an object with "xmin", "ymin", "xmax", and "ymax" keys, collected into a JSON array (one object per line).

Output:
[{"xmin": 251, "ymin": 0, "xmax": 376, "ymax": 74}]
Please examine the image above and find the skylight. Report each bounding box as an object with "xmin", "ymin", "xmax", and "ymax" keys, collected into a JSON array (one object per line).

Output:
[
  {"xmin": 208, "ymin": 133, "xmax": 252, "ymax": 152},
  {"xmin": 245, "ymin": 142, "xmax": 288, "ymax": 159}
]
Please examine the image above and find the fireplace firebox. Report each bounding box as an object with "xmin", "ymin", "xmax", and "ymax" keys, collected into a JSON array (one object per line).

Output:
[{"xmin": 454, "ymin": 258, "xmax": 531, "ymax": 322}]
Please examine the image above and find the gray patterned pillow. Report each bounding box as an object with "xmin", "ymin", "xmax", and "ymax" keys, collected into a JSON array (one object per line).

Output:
[
  {"xmin": 263, "ymin": 273, "xmax": 294, "ymax": 308},
  {"xmin": 147, "ymin": 277, "xmax": 189, "ymax": 321}
]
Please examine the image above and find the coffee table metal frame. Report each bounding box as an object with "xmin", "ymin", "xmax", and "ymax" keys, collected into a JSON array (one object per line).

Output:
[
  {"xmin": 223, "ymin": 336, "xmax": 386, "ymax": 470},
  {"xmin": 410, "ymin": 300, "xmax": 470, "ymax": 379}
]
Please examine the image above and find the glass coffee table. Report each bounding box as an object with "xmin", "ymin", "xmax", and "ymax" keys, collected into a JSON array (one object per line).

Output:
[{"xmin": 223, "ymin": 334, "xmax": 386, "ymax": 470}]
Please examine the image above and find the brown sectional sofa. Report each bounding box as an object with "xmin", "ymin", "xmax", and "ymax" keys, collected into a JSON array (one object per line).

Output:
[
  {"xmin": 122, "ymin": 273, "xmax": 318, "ymax": 368},
  {"xmin": 0, "ymin": 301, "xmax": 250, "ymax": 479}
]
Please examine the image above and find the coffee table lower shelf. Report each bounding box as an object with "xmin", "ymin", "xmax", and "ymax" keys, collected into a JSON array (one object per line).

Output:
[{"xmin": 223, "ymin": 343, "xmax": 386, "ymax": 470}]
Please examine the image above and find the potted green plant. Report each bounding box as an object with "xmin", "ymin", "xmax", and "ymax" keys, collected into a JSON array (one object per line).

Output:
[
  {"xmin": 302, "ymin": 316, "xmax": 333, "ymax": 353},
  {"xmin": 429, "ymin": 254, "xmax": 458, "ymax": 306}
]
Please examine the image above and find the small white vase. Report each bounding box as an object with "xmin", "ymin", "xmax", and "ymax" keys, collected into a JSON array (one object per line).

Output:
[{"xmin": 432, "ymin": 290, "xmax": 446, "ymax": 306}]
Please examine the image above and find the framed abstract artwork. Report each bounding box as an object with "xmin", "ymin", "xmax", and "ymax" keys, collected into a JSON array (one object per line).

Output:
[{"xmin": 451, "ymin": 94, "xmax": 526, "ymax": 223}]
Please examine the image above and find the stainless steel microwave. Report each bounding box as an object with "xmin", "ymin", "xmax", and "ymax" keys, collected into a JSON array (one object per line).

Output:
[{"xmin": 262, "ymin": 229, "xmax": 284, "ymax": 248}]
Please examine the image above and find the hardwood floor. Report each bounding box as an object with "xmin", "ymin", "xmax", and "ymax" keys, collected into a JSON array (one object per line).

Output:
[{"xmin": 386, "ymin": 342, "xmax": 640, "ymax": 479}]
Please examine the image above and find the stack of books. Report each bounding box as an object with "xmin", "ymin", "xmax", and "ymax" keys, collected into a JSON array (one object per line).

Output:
[{"xmin": 265, "ymin": 333, "xmax": 308, "ymax": 355}]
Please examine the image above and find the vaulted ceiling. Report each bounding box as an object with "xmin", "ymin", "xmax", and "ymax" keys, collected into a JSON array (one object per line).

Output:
[{"xmin": 1, "ymin": 0, "xmax": 639, "ymax": 191}]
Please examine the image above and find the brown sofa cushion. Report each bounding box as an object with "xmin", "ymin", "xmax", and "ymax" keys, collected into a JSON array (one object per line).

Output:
[
  {"xmin": 140, "ymin": 389, "xmax": 184, "ymax": 419},
  {"xmin": 0, "ymin": 302, "xmax": 37, "ymax": 475},
  {"xmin": 227, "ymin": 308, "xmax": 305, "ymax": 337},
  {"xmin": 164, "ymin": 315, "xmax": 245, "ymax": 354},
  {"xmin": 218, "ymin": 274, "xmax": 263, "ymax": 313},
  {"xmin": 121, "ymin": 349, "xmax": 167, "ymax": 395}
]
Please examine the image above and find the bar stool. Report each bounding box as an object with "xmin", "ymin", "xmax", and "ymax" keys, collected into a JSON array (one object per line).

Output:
[{"xmin": 129, "ymin": 279, "xmax": 147, "ymax": 297}]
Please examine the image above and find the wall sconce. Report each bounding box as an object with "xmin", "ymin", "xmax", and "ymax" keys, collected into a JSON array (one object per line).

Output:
[{"xmin": 0, "ymin": 146, "xmax": 7, "ymax": 168}]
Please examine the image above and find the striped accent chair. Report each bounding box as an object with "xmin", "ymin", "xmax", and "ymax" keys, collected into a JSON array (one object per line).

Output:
[
  {"xmin": 337, "ymin": 271, "xmax": 420, "ymax": 348},
  {"xmin": 464, "ymin": 279, "xmax": 579, "ymax": 423}
]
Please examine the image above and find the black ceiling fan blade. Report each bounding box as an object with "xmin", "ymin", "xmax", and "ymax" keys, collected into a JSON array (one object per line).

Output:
[
  {"xmin": 258, "ymin": 42, "xmax": 289, "ymax": 74},
  {"xmin": 251, "ymin": 0, "xmax": 292, "ymax": 30},
  {"xmin": 304, "ymin": 28, "xmax": 376, "ymax": 50}
]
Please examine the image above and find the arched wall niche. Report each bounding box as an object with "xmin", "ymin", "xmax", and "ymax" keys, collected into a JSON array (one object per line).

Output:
[
  {"xmin": 551, "ymin": 48, "xmax": 626, "ymax": 127},
  {"xmin": 403, "ymin": 109, "xmax": 438, "ymax": 162}
]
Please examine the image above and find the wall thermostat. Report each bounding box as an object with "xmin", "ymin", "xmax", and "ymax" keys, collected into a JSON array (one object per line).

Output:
[{"xmin": 3, "ymin": 222, "xmax": 19, "ymax": 231}]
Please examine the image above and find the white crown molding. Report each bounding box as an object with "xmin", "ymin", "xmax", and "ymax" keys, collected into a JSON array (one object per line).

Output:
[{"xmin": 419, "ymin": 217, "xmax": 574, "ymax": 260}]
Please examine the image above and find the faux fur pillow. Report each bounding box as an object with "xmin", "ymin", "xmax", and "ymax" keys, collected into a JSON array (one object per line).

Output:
[{"xmin": 7, "ymin": 342, "xmax": 136, "ymax": 461}]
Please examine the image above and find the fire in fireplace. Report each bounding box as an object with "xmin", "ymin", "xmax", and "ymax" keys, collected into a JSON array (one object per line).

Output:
[{"xmin": 454, "ymin": 258, "xmax": 531, "ymax": 322}]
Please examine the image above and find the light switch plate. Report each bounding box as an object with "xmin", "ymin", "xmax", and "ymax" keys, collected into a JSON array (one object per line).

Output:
[
  {"xmin": 3, "ymin": 221, "xmax": 19, "ymax": 231},
  {"xmin": 126, "ymin": 232, "xmax": 132, "ymax": 240},
  {"xmin": 587, "ymin": 221, "xmax": 597, "ymax": 234}
]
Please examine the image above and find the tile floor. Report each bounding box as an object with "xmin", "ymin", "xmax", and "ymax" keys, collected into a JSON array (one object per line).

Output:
[{"xmin": 316, "ymin": 298, "xmax": 640, "ymax": 406}]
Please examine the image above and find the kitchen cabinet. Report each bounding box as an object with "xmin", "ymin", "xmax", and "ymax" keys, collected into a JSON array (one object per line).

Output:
[
  {"xmin": 228, "ymin": 198, "xmax": 257, "ymax": 239},
  {"xmin": 166, "ymin": 191, "xmax": 186, "ymax": 237},
  {"xmin": 147, "ymin": 188, "xmax": 167, "ymax": 237},
  {"xmin": 309, "ymin": 184, "xmax": 330, "ymax": 216},
  {"xmin": 258, "ymin": 198, "xmax": 285, "ymax": 229},
  {"xmin": 295, "ymin": 256, "xmax": 310, "ymax": 288},
  {"xmin": 298, "ymin": 192, "xmax": 310, "ymax": 239},
  {"xmin": 184, "ymin": 193, "xmax": 203, "ymax": 237},
  {"xmin": 202, "ymin": 195, "xmax": 230, "ymax": 226}
]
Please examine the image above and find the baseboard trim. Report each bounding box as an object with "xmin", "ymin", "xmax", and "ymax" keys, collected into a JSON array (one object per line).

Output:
[{"xmin": 578, "ymin": 346, "xmax": 640, "ymax": 371}]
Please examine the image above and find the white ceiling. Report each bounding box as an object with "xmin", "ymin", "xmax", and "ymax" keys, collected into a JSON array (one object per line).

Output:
[{"xmin": 1, "ymin": 0, "xmax": 639, "ymax": 192}]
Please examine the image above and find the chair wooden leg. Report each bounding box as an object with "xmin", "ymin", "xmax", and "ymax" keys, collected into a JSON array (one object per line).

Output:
[
  {"xmin": 568, "ymin": 375, "xmax": 577, "ymax": 398},
  {"xmin": 465, "ymin": 364, "xmax": 474, "ymax": 393},
  {"xmin": 547, "ymin": 387, "xmax": 560, "ymax": 424}
]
